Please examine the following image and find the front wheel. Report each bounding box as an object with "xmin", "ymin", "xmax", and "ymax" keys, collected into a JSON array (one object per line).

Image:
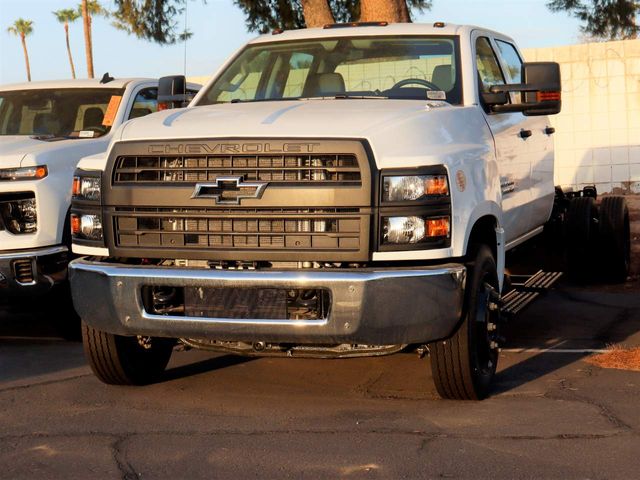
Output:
[
  {"xmin": 428, "ymin": 245, "xmax": 500, "ymax": 400},
  {"xmin": 82, "ymin": 322, "xmax": 174, "ymax": 385}
]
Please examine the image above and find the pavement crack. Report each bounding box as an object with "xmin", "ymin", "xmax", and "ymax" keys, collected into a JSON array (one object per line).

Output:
[
  {"xmin": 111, "ymin": 435, "xmax": 140, "ymax": 480},
  {"xmin": 0, "ymin": 373, "xmax": 92, "ymax": 393},
  {"xmin": 547, "ymin": 378, "xmax": 633, "ymax": 432}
]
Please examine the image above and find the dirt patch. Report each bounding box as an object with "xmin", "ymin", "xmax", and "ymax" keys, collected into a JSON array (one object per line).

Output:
[{"xmin": 585, "ymin": 346, "xmax": 640, "ymax": 372}]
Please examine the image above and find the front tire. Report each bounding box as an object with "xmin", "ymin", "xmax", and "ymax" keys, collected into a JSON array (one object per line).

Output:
[
  {"xmin": 428, "ymin": 245, "xmax": 500, "ymax": 400},
  {"xmin": 82, "ymin": 322, "xmax": 174, "ymax": 385}
]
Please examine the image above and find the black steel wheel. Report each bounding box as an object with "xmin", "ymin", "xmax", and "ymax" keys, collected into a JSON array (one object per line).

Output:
[
  {"xmin": 428, "ymin": 244, "xmax": 501, "ymax": 400},
  {"xmin": 565, "ymin": 196, "xmax": 598, "ymax": 281},
  {"xmin": 598, "ymin": 196, "xmax": 631, "ymax": 282},
  {"xmin": 82, "ymin": 322, "xmax": 174, "ymax": 385}
]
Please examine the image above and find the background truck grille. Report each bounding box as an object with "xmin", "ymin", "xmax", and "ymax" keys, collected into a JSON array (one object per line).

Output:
[
  {"xmin": 113, "ymin": 154, "xmax": 361, "ymax": 185},
  {"xmin": 114, "ymin": 207, "xmax": 363, "ymax": 253}
]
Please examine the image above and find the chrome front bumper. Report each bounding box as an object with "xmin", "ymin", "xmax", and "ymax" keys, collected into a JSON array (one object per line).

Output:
[
  {"xmin": 0, "ymin": 245, "xmax": 69, "ymax": 296},
  {"xmin": 69, "ymin": 258, "xmax": 466, "ymax": 345}
]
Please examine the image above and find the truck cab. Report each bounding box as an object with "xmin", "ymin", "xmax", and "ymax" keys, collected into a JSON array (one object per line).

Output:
[{"xmin": 68, "ymin": 24, "xmax": 575, "ymax": 398}]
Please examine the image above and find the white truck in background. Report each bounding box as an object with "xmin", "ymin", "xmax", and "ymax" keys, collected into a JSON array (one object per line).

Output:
[
  {"xmin": 0, "ymin": 76, "xmax": 199, "ymax": 334},
  {"xmin": 69, "ymin": 23, "xmax": 630, "ymax": 399}
]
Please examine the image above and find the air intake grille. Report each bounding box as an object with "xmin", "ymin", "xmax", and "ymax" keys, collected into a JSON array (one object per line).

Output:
[
  {"xmin": 12, "ymin": 259, "xmax": 35, "ymax": 285},
  {"xmin": 114, "ymin": 207, "xmax": 363, "ymax": 253},
  {"xmin": 113, "ymin": 154, "xmax": 361, "ymax": 185}
]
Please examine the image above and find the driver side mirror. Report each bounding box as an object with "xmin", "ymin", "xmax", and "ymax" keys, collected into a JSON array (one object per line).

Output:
[
  {"xmin": 158, "ymin": 75, "xmax": 196, "ymax": 109},
  {"xmin": 482, "ymin": 62, "xmax": 561, "ymax": 116}
]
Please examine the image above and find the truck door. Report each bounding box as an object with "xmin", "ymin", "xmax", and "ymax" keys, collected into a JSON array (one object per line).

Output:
[
  {"xmin": 493, "ymin": 38, "xmax": 555, "ymax": 234},
  {"xmin": 473, "ymin": 34, "xmax": 548, "ymax": 244}
]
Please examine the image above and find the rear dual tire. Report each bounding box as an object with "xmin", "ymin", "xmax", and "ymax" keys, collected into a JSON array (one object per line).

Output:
[{"xmin": 565, "ymin": 195, "xmax": 630, "ymax": 283}]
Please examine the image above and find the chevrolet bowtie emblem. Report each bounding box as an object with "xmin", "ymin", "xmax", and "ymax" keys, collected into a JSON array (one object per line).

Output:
[{"xmin": 191, "ymin": 176, "xmax": 268, "ymax": 204}]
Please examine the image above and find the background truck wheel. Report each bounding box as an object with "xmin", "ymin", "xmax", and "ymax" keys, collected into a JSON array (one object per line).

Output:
[
  {"xmin": 565, "ymin": 196, "xmax": 598, "ymax": 282},
  {"xmin": 82, "ymin": 323, "xmax": 174, "ymax": 385},
  {"xmin": 598, "ymin": 196, "xmax": 631, "ymax": 282},
  {"xmin": 428, "ymin": 244, "xmax": 500, "ymax": 400}
]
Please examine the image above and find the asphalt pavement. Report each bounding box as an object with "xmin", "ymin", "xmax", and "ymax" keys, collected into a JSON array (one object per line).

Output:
[{"xmin": 1, "ymin": 196, "xmax": 639, "ymax": 479}]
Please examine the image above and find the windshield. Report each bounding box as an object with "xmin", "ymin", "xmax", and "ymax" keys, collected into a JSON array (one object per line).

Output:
[
  {"xmin": 0, "ymin": 88, "xmax": 126, "ymax": 138},
  {"xmin": 198, "ymin": 36, "xmax": 461, "ymax": 105}
]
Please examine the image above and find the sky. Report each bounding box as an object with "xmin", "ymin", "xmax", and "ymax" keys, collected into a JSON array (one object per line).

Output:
[{"xmin": 0, "ymin": 0, "xmax": 584, "ymax": 85}]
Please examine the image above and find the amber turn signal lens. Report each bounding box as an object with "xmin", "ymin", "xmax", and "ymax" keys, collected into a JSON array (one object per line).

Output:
[
  {"xmin": 35, "ymin": 166, "xmax": 47, "ymax": 179},
  {"xmin": 72, "ymin": 176, "xmax": 81, "ymax": 196},
  {"xmin": 426, "ymin": 217, "xmax": 450, "ymax": 237},
  {"xmin": 537, "ymin": 91, "xmax": 561, "ymax": 102},
  {"xmin": 425, "ymin": 175, "xmax": 449, "ymax": 196},
  {"xmin": 70, "ymin": 214, "xmax": 81, "ymax": 235}
]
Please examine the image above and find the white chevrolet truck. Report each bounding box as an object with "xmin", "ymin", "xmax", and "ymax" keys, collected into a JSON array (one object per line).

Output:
[
  {"xmin": 0, "ymin": 77, "xmax": 199, "ymax": 302},
  {"xmin": 69, "ymin": 23, "xmax": 630, "ymax": 399}
]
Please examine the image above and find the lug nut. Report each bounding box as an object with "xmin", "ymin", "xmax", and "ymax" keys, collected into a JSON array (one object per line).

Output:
[
  {"xmin": 487, "ymin": 322, "xmax": 497, "ymax": 331},
  {"xmin": 490, "ymin": 341, "xmax": 499, "ymax": 350},
  {"xmin": 488, "ymin": 302, "xmax": 499, "ymax": 311}
]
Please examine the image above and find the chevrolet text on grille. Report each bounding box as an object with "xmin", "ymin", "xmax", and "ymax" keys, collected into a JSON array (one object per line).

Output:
[{"xmin": 147, "ymin": 142, "xmax": 321, "ymax": 155}]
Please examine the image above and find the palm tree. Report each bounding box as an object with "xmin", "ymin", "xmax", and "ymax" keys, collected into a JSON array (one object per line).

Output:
[
  {"xmin": 53, "ymin": 9, "xmax": 81, "ymax": 79},
  {"xmin": 79, "ymin": 0, "xmax": 108, "ymax": 79},
  {"xmin": 7, "ymin": 18, "xmax": 34, "ymax": 82}
]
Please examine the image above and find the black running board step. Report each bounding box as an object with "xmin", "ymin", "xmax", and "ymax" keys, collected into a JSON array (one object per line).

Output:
[{"xmin": 503, "ymin": 271, "xmax": 563, "ymax": 317}]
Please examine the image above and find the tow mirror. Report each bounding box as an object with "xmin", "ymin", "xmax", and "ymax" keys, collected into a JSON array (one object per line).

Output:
[
  {"xmin": 157, "ymin": 75, "xmax": 195, "ymax": 109},
  {"xmin": 482, "ymin": 62, "xmax": 561, "ymax": 116}
]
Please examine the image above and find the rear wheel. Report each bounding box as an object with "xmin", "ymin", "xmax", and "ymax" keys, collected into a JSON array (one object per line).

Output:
[
  {"xmin": 82, "ymin": 322, "xmax": 174, "ymax": 385},
  {"xmin": 428, "ymin": 245, "xmax": 500, "ymax": 400},
  {"xmin": 565, "ymin": 196, "xmax": 598, "ymax": 281},
  {"xmin": 598, "ymin": 196, "xmax": 631, "ymax": 282}
]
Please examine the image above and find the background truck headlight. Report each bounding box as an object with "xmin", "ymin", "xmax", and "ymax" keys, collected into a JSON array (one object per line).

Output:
[
  {"xmin": 0, "ymin": 193, "xmax": 37, "ymax": 234},
  {"xmin": 382, "ymin": 174, "xmax": 449, "ymax": 202},
  {"xmin": 0, "ymin": 165, "xmax": 48, "ymax": 181},
  {"xmin": 72, "ymin": 175, "xmax": 101, "ymax": 201}
]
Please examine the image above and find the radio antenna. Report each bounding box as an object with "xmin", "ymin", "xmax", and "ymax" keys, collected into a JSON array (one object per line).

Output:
[{"xmin": 183, "ymin": 0, "xmax": 188, "ymax": 82}]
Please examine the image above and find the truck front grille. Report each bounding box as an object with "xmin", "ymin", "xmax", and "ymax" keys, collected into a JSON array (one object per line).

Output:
[
  {"xmin": 103, "ymin": 139, "xmax": 373, "ymax": 262},
  {"xmin": 112, "ymin": 207, "xmax": 366, "ymax": 260},
  {"xmin": 113, "ymin": 154, "xmax": 361, "ymax": 186}
]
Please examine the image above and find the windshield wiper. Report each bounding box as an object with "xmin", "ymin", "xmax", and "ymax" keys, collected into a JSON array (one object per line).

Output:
[{"xmin": 229, "ymin": 98, "xmax": 298, "ymax": 104}]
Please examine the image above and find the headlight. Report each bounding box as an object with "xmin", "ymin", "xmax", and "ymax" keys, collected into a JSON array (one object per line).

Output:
[
  {"xmin": 72, "ymin": 174, "xmax": 101, "ymax": 201},
  {"xmin": 382, "ymin": 216, "xmax": 450, "ymax": 245},
  {"xmin": 0, "ymin": 193, "xmax": 37, "ymax": 234},
  {"xmin": 71, "ymin": 213, "xmax": 103, "ymax": 241},
  {"xmin": 382, "ymin": 174, "xmax": 448, "ymax": 202},
  {"xmin": 0, "ymin": 166, "xmax": 48, "ymax": 181}
]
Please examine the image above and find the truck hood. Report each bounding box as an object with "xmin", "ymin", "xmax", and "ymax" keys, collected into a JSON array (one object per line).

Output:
[
  {"xmin": 0, "ymin": 135, "xmax": 103, "ymax": 168},
  {"xmin": 116, "ymin": 100, "xmax": 491, "ymax": 170},
  {"xmin": 120, "ymin": 100, "xmax": 449, "ymax": 140},
  {"xmin": 0, "ymin": 136, "xmax": 50, "ymax": 168}
]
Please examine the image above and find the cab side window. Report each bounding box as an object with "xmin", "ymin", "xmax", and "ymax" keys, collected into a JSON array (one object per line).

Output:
[
  {"xmin": 475, "ymin": 37, "xmax": 505, "ymax": 94},
  {"xmin": 495, "ymin": 40, "xmax": 523, "ymax": 84},
  {"xmin": 128, "ymin": 87, "xmax": 158, "ymax": 120}
]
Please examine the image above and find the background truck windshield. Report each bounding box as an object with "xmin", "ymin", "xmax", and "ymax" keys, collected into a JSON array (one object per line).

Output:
[
  {"xmin": 198, "ymin": 36, "xmax": 461, "ymax": 105},
  {"xmin": 0, "ymin": 88, "xmax": 126, "ymax": 138}
]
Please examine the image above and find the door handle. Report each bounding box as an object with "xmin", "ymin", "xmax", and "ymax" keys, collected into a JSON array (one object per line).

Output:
[
  {"xmin": 519, "ymin": 129, "xmax": 532, "ymax": 139},
  {"xmin": 544, "ymin": 126, "xmax": 556, "ymax": 135}
]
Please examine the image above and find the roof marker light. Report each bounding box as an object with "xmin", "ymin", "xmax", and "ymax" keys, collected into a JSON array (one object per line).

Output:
[
  {"xmin": 433, "ymin": 22, "xmax": 445, "ymax": 28},
  {"xmin": 324, "ymin": 21, "xmax": 388, "ymax": 29}
]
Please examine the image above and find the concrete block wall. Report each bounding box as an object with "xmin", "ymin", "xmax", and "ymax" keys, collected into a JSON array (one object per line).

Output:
[{"xmin": 523, "ymin": 39, "xmax": 640, "ymax": 194}]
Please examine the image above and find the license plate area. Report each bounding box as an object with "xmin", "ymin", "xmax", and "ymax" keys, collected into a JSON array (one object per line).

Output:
[
  {"xmin": 142, "ymin": 286, "xmax": 331, "ymax": 321},
  {"xmin": 185, "ymin": 287, "xmax": 287, "ymax": 319}
]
